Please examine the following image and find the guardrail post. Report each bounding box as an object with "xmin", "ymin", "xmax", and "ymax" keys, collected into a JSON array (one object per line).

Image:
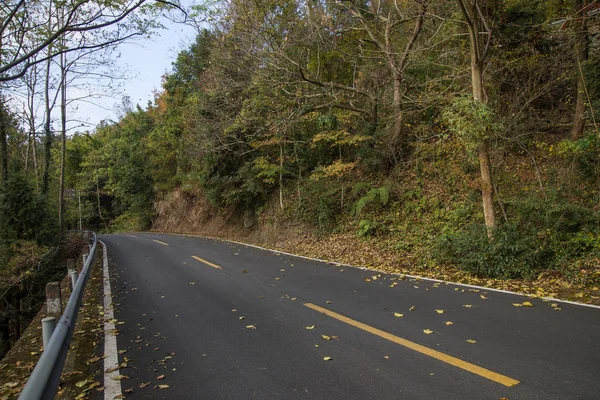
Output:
[
  {"xmin": 45, "ymin": 282, "xmax": 62, "ymax": 317},
  {"xmin": 42, "ymin": 317, "xmax": 56, "ymax": 348},
  {"xmin": 70, "ymin": 270, "xmax": 79, "ymax": 290}
]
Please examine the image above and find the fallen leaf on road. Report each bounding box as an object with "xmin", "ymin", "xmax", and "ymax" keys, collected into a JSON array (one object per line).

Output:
[
  {"xmin": 280, "ymin": 269, "xmax": 285, "ymax": 272},
  {"xmin": 522, "ymin": 301, "xmax": 533, "ymax": 307},
  {"xmin": 326, "ymin": 300, "xmax": 332, "ymax": 304},
  {"xmin": 435, "ymin": 309, "xmax": 444, "ymax": 314},
  {"xmin": 157, "ymin": 375, "xmax": 165, "ymax": 380},
  {"xmin": 423, "ymin": 329, "xmax": 434, "ymax": 334},
  {"xmin": 157, "ymin": 385, "xmax": 169, "ymax": 389},
  {"xmin": 480, "ymin": 295, "xmax": 487, "ymax": 299},
  {"xmin": 239, "ymin": 316, "xmax": 245, "ymax": 320},
  {"xmin": 409, "ymin": 306, "xmax": 415, "ymax": 311},
  {"xmin": 383, "ymin": 356, "xmax": 389, "ymax": 359},
  {"xmin": 445, "ymin": 321, "xmax": 453, "ymax": 325},
  {"xmin": 512, "ymin": 303, "xmax": 522, "ymax": 307},
  {"xmin": 139, "ymin": 382, "xmax": 151, "ymax": 388},
  {"xmin": 188, "ymin": 282, "xmax": 196, "ymax": 285},
  {"xmin": 394, "ymin": 313, "xmax": 404, "ymax": 317},
  {"xmin": 466, "ymin": 339, "xmax": 476, "ymax": 344},
  {"xmin": 323, "ymin": 357, "xmax": 332, "ymax": 361},
  {"xmin": 291, "ymin": 297, "xmax": 297, "ymax": 301},
  {"xmin": 75, "ymin": 380, "xmax": 89, "ymax": 388},
  {"xmin": 306, "ymin": 325, "xmax": 315, "ymax": 330},
  {"xmin": 232, "ymin": 309, "xmax": 237, "ymax": 312},
  {"xmin": 463, "ymin": 305, "xmax": 472, "ymax": 308},
  {"xmin": 111, "ymin": 375, "xmax": 129, "ymax": 381},
  {"xmin": 550, "ymin": 303, "xmax": 558, "ymax": 308},
  {"xmin": 124, "ymin": 388, "xmax": 134, "ymax": 393},
  {"xmin": 246, "ymin": 325, "xmax": 256, "ymax": 329},
  {"xmin": 321, "ymin": 335, "xmax": 331, "ymax": 340},
  {"xmin": 365, "ymin": 278, "xmax": 372, "ymax": 282}
]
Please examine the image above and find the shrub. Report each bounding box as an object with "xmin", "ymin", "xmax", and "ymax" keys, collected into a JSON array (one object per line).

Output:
[{"xmin": 434, "ymin": 224, "xmax": 554, "ymax": 279}]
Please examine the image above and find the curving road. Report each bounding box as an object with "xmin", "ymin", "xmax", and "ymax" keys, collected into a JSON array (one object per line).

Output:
[{"xmin": 100, "ymin": 233, "xmax": 600, "ymax": 399}]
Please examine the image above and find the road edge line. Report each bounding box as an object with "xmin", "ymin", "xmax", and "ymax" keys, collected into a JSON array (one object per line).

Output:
[
  {"xmin": 137, "ymin": 231, "xmax": 600, "ymax": 310},
  {"xmin": 99, "ymin": 240, "xmax": 123, "ymax": 400}
]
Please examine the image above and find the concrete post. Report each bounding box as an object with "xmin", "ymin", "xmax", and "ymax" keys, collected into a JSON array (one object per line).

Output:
[
  {"xmin": 42, "ymin": 317, "xmax": 56, "ymax": 348},
  {"xmin": 70, "ymin": 270, "xmax": 79, "ymax": 290},
  {"xmin": 45, "ymin": 282, "xmax": 62, "ymax": 318}
]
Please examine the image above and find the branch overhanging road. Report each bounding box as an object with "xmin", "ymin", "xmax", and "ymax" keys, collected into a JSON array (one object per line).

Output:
[{"xmin": 99, "ymin": 233, "xmax": 600, "ymax": 399}]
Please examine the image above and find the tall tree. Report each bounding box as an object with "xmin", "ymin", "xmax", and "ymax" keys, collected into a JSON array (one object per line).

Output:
[
  {"xmin": 571, "ymin": 0, "xmax": 590, "ymax": 139},
  {"xmin": 457, "ymin": 0, "xmax": 495, "ymax": 233}
]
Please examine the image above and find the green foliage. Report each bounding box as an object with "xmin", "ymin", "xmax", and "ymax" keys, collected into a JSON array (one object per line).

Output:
[
  {"xmin": 0, "ymin": 174, "xmax": 56, "ymax": 245},
  {"xmin": 350, "ymin": 183, "xmax": 390, "ymax": 216},
  {"xmin": 434, "ymin": 224, "xmax": 553, "ymax": 279},
  {"xmin": 357, "ymin": 219, "xmax": 387, "ymax": 239},
  {"xmin": 441, "ymin": 96, "xmax": 502, "ymax": 153}
]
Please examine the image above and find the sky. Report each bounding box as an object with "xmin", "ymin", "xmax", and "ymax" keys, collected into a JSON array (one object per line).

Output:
[{"xmin": 71, "ymin": 18, "xmax": 197, "ymax": 131}]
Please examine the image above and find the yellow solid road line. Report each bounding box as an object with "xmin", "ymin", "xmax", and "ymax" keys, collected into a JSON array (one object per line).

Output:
[
  {"xmin": 192, "ymin": 255, "xmax": 222, "ymax": 270},
  {"xmin": 153, "ymin": 239, "xmax": 169, "ymax": 246},
  {"xmin": 303, "ymin": 303, "xmax": 519, "ymax": 387}
]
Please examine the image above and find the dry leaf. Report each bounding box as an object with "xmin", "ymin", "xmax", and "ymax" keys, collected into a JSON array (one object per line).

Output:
[
  {"xmin": 466, "ymin": 339, "xmax": 476, "ymax": 344},
  {"xmin": 522, "ymin": 301, "xmax": 533, "ymax": 307},
  {"xmin": 423, "ymin": 329, "xmax": 434, "ymax": 334},
  {"xmin": 246, "ymin": 325, "xmax": 256, "ymax": 329},
  {"xmin": 480, "ymin": 295, "xmax": 487, "ymax": 299},
  {"xmin": 322, "ymin": 335, "xmax": 331, "ymax": 340},
  {"xmin": 445, "ymin": 321, "xmax": 453, "ymax": 325},
  {"xmin": 306, "ymin": 325, "xmax": 315, "ymax": 330},
  {"xmin": 435, "ymin": 309, "xmax": 444, "ymax": 314},
  {"xmin": 383, "ymin": 356, "xmax": 389, "ymax": 359},
  {"xmin": 157, "ymin": 384, "xmax": 169, "ymax": 389},
  {"xmin": 323, "ymin": 356, "xmax": 332, "ymax": 361},
  {"xmin": 139, "ymin": 382, "xmax": 151, "ymax": 388},
  {"xmin": 394, "ymin": 313, "xmax": 404, "ymax": 317},
  {"xmin": 409, "ymin": 306, "xmax": 415, "ymax": 311},
  {"xmin": 157, "ymin": 375, "xmax": 165, "ymax": 380}
]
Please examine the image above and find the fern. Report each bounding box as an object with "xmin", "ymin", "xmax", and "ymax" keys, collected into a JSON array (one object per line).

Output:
[
  {"xmin": 350, "ymin": 182, "xmax": 370, "ymax": 197},
  {"xmin": 351, "ymin": 185, "xmax": 391, "ymax": 216}
]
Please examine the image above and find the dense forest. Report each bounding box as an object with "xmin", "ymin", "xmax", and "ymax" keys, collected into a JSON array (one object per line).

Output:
[{"xmin": 1, "ymin": 0, "xmax": 600, "ymax": 355}]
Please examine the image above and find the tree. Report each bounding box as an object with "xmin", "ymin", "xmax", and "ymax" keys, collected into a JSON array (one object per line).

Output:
[
  {"xmin": 457, "ymin": 0, "xmax": 495, "ymax": 234},
  {"xmin": 0, "ymin": 0, "xmax": 189, "ymax": 82},
  {"xmin": 571, "ymin": 0, "xmax": 590, "ymax": 139}
]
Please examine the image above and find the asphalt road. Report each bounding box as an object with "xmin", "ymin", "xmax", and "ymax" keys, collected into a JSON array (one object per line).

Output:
[{"xmin": 100, "ymin": 233, "xmax": 600, "ymax": 399}]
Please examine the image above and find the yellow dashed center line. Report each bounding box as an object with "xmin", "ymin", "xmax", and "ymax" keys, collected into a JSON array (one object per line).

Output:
[
  {"xmin": 303, "ymin": 303, "xmax": 519, "ymax": 387},
  {"xmin": 192, "ymin": 255, "xmax": 222, "ymax": 270},
  {"xmin": 153, "ymin": 239, "xmax": 169, "ymax": 246}
]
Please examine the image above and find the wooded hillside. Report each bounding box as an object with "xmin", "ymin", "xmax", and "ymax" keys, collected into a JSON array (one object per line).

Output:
[{"xmin": 67, "ymin": 0, "xmax": 600, "ymax": 283}]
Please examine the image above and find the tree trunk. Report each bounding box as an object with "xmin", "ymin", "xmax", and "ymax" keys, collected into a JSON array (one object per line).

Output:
[
  {"xmin": 42, "ymin": 54, "xmax": 52, "ymax": 196},
  {"xmin": 0, "ymin": 102, "xmax": 8, "ymax": 184},
  {"xmin": 571, "ymin": 0, "xmax": 589, "ymax": 140},
  {"xmin": 472, "ymin": 62, "xmax": 496, "ymax": 233},
  {"xmin": 58, "ymin": 59, "xmax": 66, "ymax": 234},
  {"xmin": 279, "ymin": 141, "xmax": 284, "ymax": 212},
  {"xmin": 391, "ymin": 74, "xmax": 404, "ymax": 149}
]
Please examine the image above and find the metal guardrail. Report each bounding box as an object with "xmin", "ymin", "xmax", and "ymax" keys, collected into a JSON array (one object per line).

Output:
[{"xmin": 19, "ymin": 232, "xmax": 98, "ymax": 400}]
